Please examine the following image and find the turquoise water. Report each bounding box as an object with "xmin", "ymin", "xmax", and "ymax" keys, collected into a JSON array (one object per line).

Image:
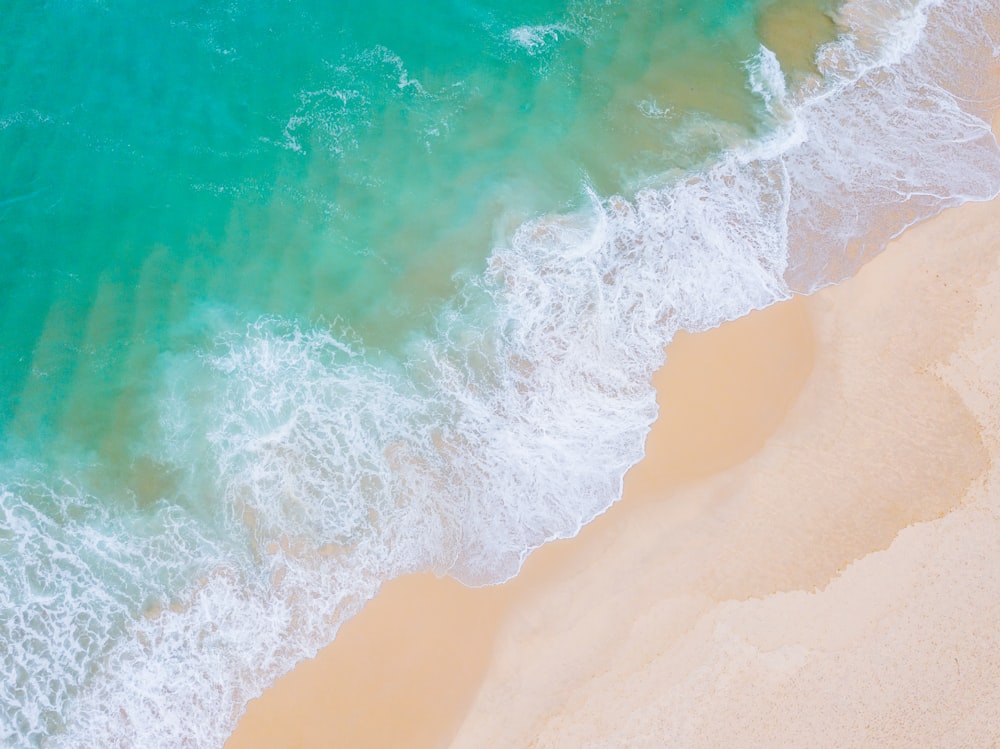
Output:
[
  {"xmin": 1, "ymin": 0, "xmax": 783, "ymax": 458},
  {"xmin": 1, "ymin": 0, "xmax": 998, "ymax": 745}
]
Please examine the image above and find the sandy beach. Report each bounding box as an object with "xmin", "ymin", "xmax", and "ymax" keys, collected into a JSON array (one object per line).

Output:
[
  {"xmin": 444, "ymin": 191, "xmax": 1000, "ymax": 748},
  {"xmin": 227, "ymin": 164, "xmax": 1000, "ymax": 747}
]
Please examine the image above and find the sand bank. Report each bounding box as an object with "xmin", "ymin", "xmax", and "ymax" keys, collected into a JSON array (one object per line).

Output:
[{"xmin": 227, "ymin": 183, "xmax": 1000, "ymax": 749}]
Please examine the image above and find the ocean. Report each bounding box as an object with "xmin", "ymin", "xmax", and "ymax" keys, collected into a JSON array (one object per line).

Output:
[{"xmin": 1, "ymin": 0, "xmax": 997, "ymax": 745}]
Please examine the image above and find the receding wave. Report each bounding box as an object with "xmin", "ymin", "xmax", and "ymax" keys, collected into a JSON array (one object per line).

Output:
[{"xmin": 2, "ymin": 0, "xmax": 998, "ymax": 746}]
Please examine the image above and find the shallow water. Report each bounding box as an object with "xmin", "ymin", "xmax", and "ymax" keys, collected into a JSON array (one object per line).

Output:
[{"xmin": 1, "ymin": 0, "xmax": 998, "ymax": 745}]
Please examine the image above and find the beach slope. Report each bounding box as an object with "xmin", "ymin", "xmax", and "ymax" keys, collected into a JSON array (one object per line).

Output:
[{"xmin": 447, "ymin": 195, "xmax": 1000, "ymax": 748}]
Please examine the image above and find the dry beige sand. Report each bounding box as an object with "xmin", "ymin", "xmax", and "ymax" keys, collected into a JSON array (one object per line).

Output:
[{"xmin": 227, "ymin": 182, "xmax": 1000, "ymax": 747}]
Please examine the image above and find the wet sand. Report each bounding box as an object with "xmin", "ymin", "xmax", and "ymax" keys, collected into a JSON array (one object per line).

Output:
[
  {"xmin": 227, "ymin": 275, "xmax": 815, "ymax": 749},
  {"xmin": 227, "ymin": 194, "xmax": 1000, "ymax": 749}
]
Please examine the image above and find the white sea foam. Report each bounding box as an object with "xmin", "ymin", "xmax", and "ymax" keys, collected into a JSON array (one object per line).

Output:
[
  {"xmin": 4, "ymin": 0, "xmax": 999, "ymax": 746},
  {"xmin": 275, "ymin": 46, "xmax": 428, "ymax": 156},
  {"xmin": 637, "ymin": 99, "xmax": 673, "ymax": 119},
  {"xmin": 0, "ymin": 110, "xmax": 53, "ymax": 135},
  {"xmin": 0, "ymin": 478, "xmax": 225, "ymax": 747},
  {"xmin": 508, "ymin": 23, "xmax": 572, "ymax": 55},
  {"xmin": 746, "ymin": 46, "xmax": 789, "ymax": 111},
  {"xmin": 779, "ymin": 0, "xmax": 1000, "ymax": 286}
]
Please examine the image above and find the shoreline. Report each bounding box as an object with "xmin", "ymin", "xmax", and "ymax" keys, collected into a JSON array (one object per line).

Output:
[
  {"xmin": 446, "ymin": 191, "xmax": 1000, "ymax": 748},
  {"xmin": 226, "ymin": 241, "xmax": 813, "ymax": 749},
  {"xmin": 226, "ymin": 270, "xmax": 818, "ymax": 749},
  {"xmin": 228, "ymin": 190, "xmax": 1000, "ymax": 747}
]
